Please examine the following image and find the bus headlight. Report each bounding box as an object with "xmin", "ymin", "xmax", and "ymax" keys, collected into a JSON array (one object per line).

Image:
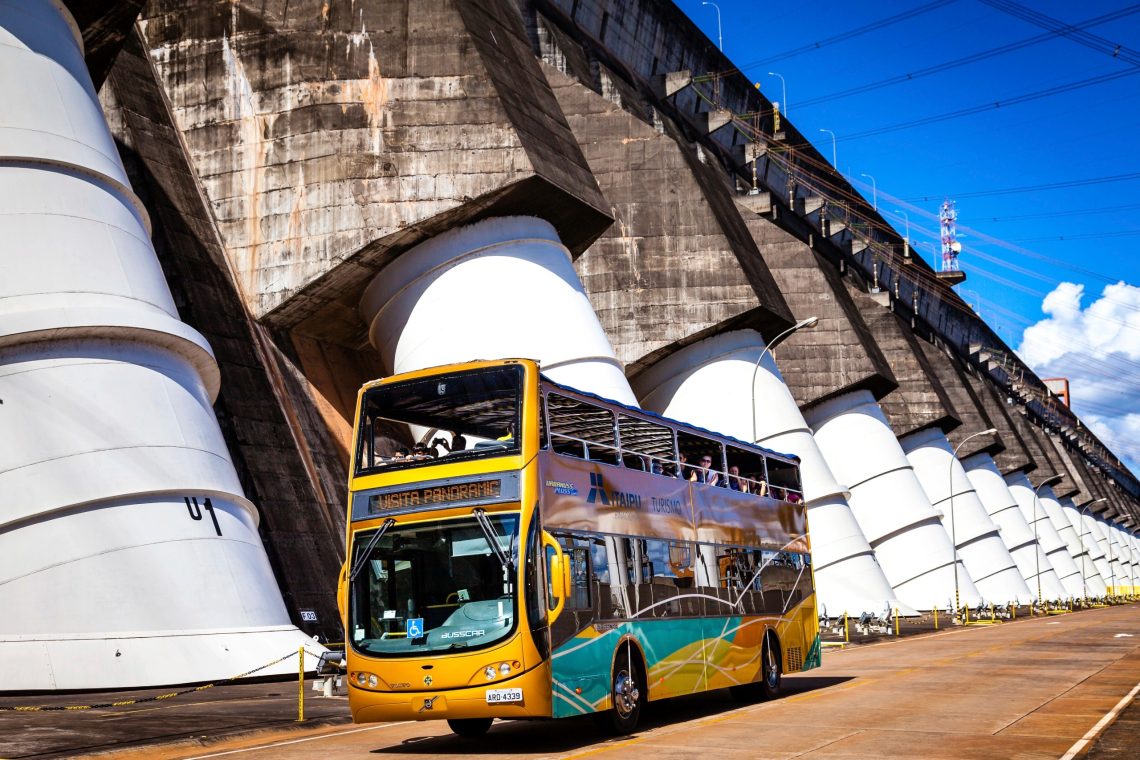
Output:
[
  {"xmin": 484, "ymin": 665, "xmax": 497, "ymax": 680},
  {"xmin": 499, "ymin": 662, "xmax": 511, "ymax": 675},
  {"xmin": 352, "ymin": 671, "xmax": 380, "ymax": 689}
]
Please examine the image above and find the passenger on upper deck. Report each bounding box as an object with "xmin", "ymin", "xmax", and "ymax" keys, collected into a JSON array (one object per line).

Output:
[
  {"xmin": 432, "ymin": 432, "xmax": 467, "ymax": 455},
  {"xmin": 693, "ymin": 455, "xmax": 720, "ymax": 486},
  {"xmin": 727, "ymin": 465, "xmax": 748, "ymax": 493}
]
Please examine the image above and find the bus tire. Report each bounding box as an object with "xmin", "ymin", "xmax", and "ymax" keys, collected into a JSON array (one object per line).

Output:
[
  {"xmin": 595, "ymin": 646, "xmax": 644, "ymax": 735},
  {"xmin": 759, "ymin": 633, "xmax": 782, "ymax": 700},
  {"xmin": 447, "ymin": 718, "xmax": 493, "ymax": 738}
]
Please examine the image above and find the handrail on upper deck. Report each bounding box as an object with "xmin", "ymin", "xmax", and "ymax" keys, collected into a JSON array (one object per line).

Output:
[{"xmin": 545, "ymin": 431, "xmax": 802, "ymax": 501}]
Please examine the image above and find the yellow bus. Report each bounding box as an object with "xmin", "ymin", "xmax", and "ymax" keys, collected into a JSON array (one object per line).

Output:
[{"xmin": 339, "ymin": 359, "xmax": 819, "ymax": 737}]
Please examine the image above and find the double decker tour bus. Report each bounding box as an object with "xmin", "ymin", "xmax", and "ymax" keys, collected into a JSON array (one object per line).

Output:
[{"xmin": 339, "ymin": 359, "xmax": 819, "ymax": 737}]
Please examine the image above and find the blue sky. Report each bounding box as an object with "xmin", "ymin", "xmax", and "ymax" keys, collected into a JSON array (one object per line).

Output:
[{"xmin": 682, "ymin": 0, "xmax": 1140, "ymax": 473}]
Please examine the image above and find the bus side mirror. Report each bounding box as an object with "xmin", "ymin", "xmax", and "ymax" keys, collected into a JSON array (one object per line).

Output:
[
  {"xmin": 336, "ymin": 561, "xmax": 348, "ymax": 622},
  {"xmin": 542, "ymin": 531, "xmax": 569, "ymax": 623}
]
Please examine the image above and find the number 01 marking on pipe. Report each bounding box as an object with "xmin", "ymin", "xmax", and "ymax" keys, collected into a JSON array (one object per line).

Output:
[{"xmin": 185, "ymin": 497, "xmax": 223, "ymax": 536}]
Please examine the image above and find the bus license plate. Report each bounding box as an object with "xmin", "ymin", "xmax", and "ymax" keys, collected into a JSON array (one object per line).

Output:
[{"xmin": 485, "ymin": 687, "xmax": 523, "ymax": 704}]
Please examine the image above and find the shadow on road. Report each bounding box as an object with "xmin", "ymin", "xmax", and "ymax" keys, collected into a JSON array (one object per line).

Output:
[{"xmin": 371, "ymin": 675, "xmax": 855, "ymax": 755}]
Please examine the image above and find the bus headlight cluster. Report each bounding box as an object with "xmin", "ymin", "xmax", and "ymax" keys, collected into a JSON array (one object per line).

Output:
[
  {"xmin": 352, "ymin": 671, "xmax": 379, "ymax": 688},
  {"xmin": 483, "ymin": 661, "xmax": 515, "ymax": 681}
]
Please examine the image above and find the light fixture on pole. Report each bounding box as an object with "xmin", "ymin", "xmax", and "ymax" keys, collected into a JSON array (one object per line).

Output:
[
  {"xmin": 860, "ymin": 173, "xmax": 877, "ymax": 210},
  {"xmin": 702, "ymin": 2, "xmax": 722, "ymax": 51},
  {"xmin": 1032, "ymin": 474, "xmax": 1063, "ymax": 608},
  {"xmin": 767, "ymin": 72, "xmax": 787, "ymax": 116},
  {"xmin": 893, "ymin": 208, "xmax": 910, "ymax": 248},
  {"xmin": 1080, "ymin": 497, "xmax": 1108, "ymax": 605},
  {"xmin": 949, "ymin": 428, "xmax": 997, "ymax": 619},
  {"xmin": 818, "ymin": 128, "xmax": 837, "ymax": 167},
  {"xmin": 750, "ymin": 317, "xmax": 819, "ymax": 444}
]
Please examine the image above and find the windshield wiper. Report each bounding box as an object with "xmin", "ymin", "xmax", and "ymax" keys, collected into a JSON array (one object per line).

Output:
[
  {"xmin": 349, "ymin": 518, "xmax": 396, "ymax": 582},
  {"xmin": 472, "ymin": 508, "xmax": 513, "ymax": 571}
]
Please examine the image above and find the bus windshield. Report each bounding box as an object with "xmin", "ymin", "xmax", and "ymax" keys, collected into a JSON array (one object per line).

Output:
[
  {"xmin": 348, "ymin": 513, "xmax": 520, "ymax": 656},
  {"xmin": 356, "ymin": 365, "xmax": 522, "ymax": 474}
]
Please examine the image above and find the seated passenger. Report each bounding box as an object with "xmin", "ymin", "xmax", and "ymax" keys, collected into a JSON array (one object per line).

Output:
[
  {"xmin": 694, "ymin": 455, "xmax": 720, "ymax": 486},
  {"xmin": 727, "ymin": 465, "xmax": 749, "ymax": 493},
  {"xmin": 496, "ymin": 421, "xmax": 516, "ymax": 442},
  {"xmin": 432, "ymin": 432, "xmax": 467, "ymax": 455}
]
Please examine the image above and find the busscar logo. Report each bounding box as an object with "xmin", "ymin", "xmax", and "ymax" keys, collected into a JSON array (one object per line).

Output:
[
  {"xmin": 586, "ymin": 472, "xmax": 642, "ymax": 510},
  {"xmin": 545, "ymin": 479, "xmax": 578, "ymax": 496}
]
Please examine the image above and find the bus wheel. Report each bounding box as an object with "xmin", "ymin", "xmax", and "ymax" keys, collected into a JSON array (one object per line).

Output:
[
  {"xmin": 759, "ymin": 634, "xmax": 782, "ymax": 700},
  {"xmin": 596, "ymin": 647, "xmax": 643, "ymax": 734},
  {"xmin": 447, "ymin": 718, "xmax": 493, "ymax": 738}
]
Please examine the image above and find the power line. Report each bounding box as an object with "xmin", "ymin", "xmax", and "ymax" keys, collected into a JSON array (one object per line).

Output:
[
  {"xmin": 837, "ymin": 66, "xmax": 1140, "ymax": 143},
  {"xmin": 795, "ymin": 4, "xmax": 1140, "ymax": 108},
  {"xmin": 978, "ymin": 0, "xmax": 1140, "ymax": 67},
  {"xmin": 1010, "ymin": 230, "xmax": 1140, "ymax": 243},
  {"xmin": 903, "ymin": 171, "xmax": 1140, "ymax": 201},
  {"xmin": 731, "ymin": 0, "xmax": 956, "ymax": 71},
  {"xmin": 973, "ymin": 202, "xmax": 1140, "ymax": 223}
]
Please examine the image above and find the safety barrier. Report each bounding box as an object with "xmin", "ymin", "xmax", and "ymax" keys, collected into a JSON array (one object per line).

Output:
[{"xmin": 0, "ymin": 647, "xmax": 330, "ymax": 718}]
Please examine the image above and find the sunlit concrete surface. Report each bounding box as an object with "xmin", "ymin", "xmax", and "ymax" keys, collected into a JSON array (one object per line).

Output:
[{"xmin": 21, "ymin": 604, "xmax": 1133, "ymax": 760}]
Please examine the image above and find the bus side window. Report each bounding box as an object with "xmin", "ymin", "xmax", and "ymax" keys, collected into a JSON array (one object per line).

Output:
[
  {"xmin": 568, "ymin": 545, "xmax": 591, "ymax": 610},
  {"xmin": 617, "ymin": 414, "xmax": 676, "ymax": 475}
]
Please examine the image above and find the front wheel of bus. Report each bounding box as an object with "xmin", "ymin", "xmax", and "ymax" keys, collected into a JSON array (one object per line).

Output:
[
  {"xmin": 759, "ymin": 635, "xmax": 782, "ymax": 700},
  {"xmin": 596, "ymin": 649, "xmax": 643, "ymax": 735},
  {"xmin": 447, "ymin": 718, "xmax": 493, "ymax": 738}
]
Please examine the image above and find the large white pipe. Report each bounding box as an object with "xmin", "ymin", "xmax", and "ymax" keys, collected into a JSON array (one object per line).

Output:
[
  {"xmin": 631, "ymin": 330, "xmax": 914, "ymax": 617},
  {"xmin": 1129, "ymin": 530, "xmax": 1140, "ymax": 593},
  {"xmin": 901, "ymin": 429, "xmax": 1032, "ymax": 604},
  {"xmin": 1059, "ymin": 499, "xmax": 1109, "ymax": 597},
  {"xmin": 1125, "ymin": 529, "xmax": 1140, "ymax": 594},
  {"xmin": 1003, "ymin": 473, "xmax": 1083, "ymax": 599},
  {"xmin": 1100, "ymin": 517, "xmax": 1129, "ymax": 594},
  {"xmin": 804, "ymin": 391, "xmax": 982, "ymax": 611},
  {"xmin": 0, "ymin": 0, "xmax": 314, "ymax": 690},
  {"xmin": 1080, "ymin": 510, "xmax": 1114, "ymax": 582},
  {"xmin": 1042, "ymin": 487, "xmax": 1097, "ymax": 584},
  {"xmin": 961, "ymin": 456, "xmax": 1067, "ymax": 600},
  {"xmin": 1115, "ymin": 526, "xmax": 1137, "ymax": 594},
  {"xmin": 360, "ymin": 216, "xmax": 637, "ymax": 405}
]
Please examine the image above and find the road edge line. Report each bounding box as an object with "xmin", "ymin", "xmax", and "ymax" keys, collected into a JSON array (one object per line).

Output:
[{"xmin": 1059, "ymin": 679, "xmax": 1140, "ymax": 760}]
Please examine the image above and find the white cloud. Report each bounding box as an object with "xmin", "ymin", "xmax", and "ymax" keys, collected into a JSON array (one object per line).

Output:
[{"xmin": 1015, "ymin": 281, "xmax": 1140, "ymax": 474}]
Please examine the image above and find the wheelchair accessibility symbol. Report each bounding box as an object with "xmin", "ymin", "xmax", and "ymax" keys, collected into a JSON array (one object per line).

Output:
[{"xmin": 406, "ymin": 618, "xmax": 424, "ymax": 638}]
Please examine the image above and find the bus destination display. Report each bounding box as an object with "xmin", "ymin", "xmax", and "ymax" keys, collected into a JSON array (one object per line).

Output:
[{"xmin": 369, "ymin": 478, "xmax": 503, "ymax": 513}]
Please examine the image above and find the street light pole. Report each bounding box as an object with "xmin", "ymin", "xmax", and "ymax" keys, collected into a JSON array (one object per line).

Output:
[
  {"xmin": 767, "ymin": 72, "xmax": 787, "ymax": 117},
  {"xmin": 1080, "ymin": 498, "xmax": 1108, "ymax": 606},
  {"xmin": 893, "ymin": 208, "xmax": 910, "ymax": 248},
  {"xmin": 702, "ymin": 2, "xmax": 722, "ymax": 51},
  {"xmin": 750, "ymin": 317, "xmax": 819, "ymax": 444},
  {"xmin": 818, "ymin": 128, "xmax": 837, "ymax": 167},
  {"xmin": 950, "ymin": 428, "xmax": 997, "ymax": 619},
  {"xmin": 1032, "ymin": 474, "xmax": 1063, "ymax": 608},
  {"xmin": 860, "ymin": 173, "xmax": 877, "ymax": 210}
]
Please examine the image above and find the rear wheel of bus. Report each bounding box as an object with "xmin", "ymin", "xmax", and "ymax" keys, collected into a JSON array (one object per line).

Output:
[
  {"xmin": 594, "ymin": 645, "xmax": 644, "ymax": 735},
  {"xmin": 447, "ymin": 718, "xmax": 493, "ymax": 738}
]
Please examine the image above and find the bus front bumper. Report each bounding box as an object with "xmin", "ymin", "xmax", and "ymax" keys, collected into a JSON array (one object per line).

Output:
[{"xmin": 351, "ymin": 662, "xmax": 552, "ymax": 723}]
